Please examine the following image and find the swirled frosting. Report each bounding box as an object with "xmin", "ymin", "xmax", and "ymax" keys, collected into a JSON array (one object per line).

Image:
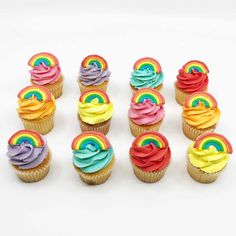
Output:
[
  {"xmin": 188, "ymin": 143, "xmax": 229, "ymax": 173},
  {"xmin": 73, "ymin": 143, "xmax": 113, "ymax": 173},
  {"xmin": 130, "ymin": 69, "xmax": 163, "ymax": 89},
  {"xmin": 7, "ymin": 142, "xmax": 49, "ymax": 170},
  {"xmin": 18, "ymin": 96, "xmax": 56, "ymax": 120},
  {"xmin": 79, "ymin": 63, "xmax": 110, "ymax": 86},
  {"xmin": 129, "ymin": 99, "xmax": 165, "ymax": 125},
  {"xmin": 30, "ymin": 62, "xmax": 62, "ymax": 85},
  {"xmin": 78, "ymin": 98, "xmax": 113, "ymax": 124},
  {"xmin": 183, "ymin": 102, "xmax": 220, "ymax": 129},
  {"xmin": 130, "ymin": 143, "xmax": 171, "ymax": 172},
  {"xmin": 176, "ymin": 69, "xmax": 208, "ymax": 93}
]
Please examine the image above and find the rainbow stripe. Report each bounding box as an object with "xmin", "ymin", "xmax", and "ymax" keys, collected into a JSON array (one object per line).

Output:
[
  {"xmin": 28, "ymin": 52, "xmax": 59, "ymax": 67},
  {"xmin": 8, "ymin": 130, "xmax": 45, "ymax": 147},
  {"xmin": 132, "ymin": 88, "xmax": 165, "ymax": 105},
  {"xmin": 18, "ymin": 85, "xmax": 52, "ymax": 101},
  {"xmin": 81, "ymin": 55, "xmax": 108, "ymax": 69},
  {"xmin": 133, "ymin": 57, "xmax": 162, "ymax": 73},
  {"xmin": 183, "ymin": 60, "xmax": 209, "ymax": 74},
  {"xmin": 71, "ymin": 131, "xmax": 111, "ymax": 151},
  {"xmin": 134, "ymin": 131, "xmax": 168, "ymax": 148},
  {"xmin": 185, "ymin": 92, "xmax": 217, "ymax": 108},
  {"xmin": 79, "ymin": 90, "xmax": 110, "ymax": 104},
  {"xmin": 194, "ymin": 133, "xmax": 233, "ymax": 154}
]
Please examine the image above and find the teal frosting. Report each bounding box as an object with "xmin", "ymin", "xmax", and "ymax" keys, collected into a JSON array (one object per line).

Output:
[
  {"xmin": 73, "ymin": 144, "xmax": 113, "ymax": 173},
  {"xmin": 130, "ymin": 69, "xmax": 164, "ymax": 89}
]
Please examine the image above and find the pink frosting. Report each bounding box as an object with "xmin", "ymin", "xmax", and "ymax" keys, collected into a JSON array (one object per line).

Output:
[
  {"xmin": 30, "ymin": 62, "xmax": 61, "ymax": 85},
  {"xmin": 129, "ymin": 99, "xmax": 165, "ymax": 125}
]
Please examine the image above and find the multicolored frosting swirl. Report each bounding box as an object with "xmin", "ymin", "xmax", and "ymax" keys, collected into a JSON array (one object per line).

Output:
[
  {"xmin": 188, "ymin": 133, "xmax": 233, "ymax": 173},
  {"xmin": 79, "ymin": 55, "xmax": 110, "ymax": 86},
  {"xmin": 28, "ymin": 52, "xmax": 62, "ymax": 85},
  {"xmin": 130, "ymin": 131, "xmax": 171, "ymax": 172},
  {"xmin": 78, "ymin": 90, "xmax": 113, "ymax": 124},
  {"xmin": 129, "ymin": 89, "xmax": 165, "ymax": 125},
  {"xmin": 176, "ymin": 60, "xmax": 209, "ymax": 93},
  {"xmin": 183, "ymin": 92, "xmax": 220, "ymax": 129},
  {"xmin": 71, "ymin": 131, "xmax": 113, "ymax": 173},
  {"xmin": 130, "ymin": 57, "xmax": 163, "ymax": 89},
  {"xmin": 17, "ymin": 85, "xmax": 56, "ymax": 120},
  {"xmin": 7, "ymin": 130, "xmax": 49, "ymax": 170}
]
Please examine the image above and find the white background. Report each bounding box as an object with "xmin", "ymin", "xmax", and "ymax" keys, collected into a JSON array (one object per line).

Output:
[{"xmin": 0, "ymin": 0, "xmax": 236, "ymax": 235}]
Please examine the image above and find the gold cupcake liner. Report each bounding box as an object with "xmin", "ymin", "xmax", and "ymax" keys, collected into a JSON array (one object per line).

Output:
[
  {"xmin": 187, "ymin": 158, "xmax": 222, "ymax": 183},
  {"xmin": 128, "ymin": 117, "xmax": 163, "ymax": 137},
  {"xmin": 74, "ymin": 157, "xmax": 115, "ymax": 185},
  {"xmin": 78, "ymin": 81, "xmax": 108, "ymax": 93},
  {"xmin": 78, "ymin": 115, "xmax": 111, "ymax": 134},
  {"xmin": 130, "ymin": 84, "xmax": 163, "ymax": 95},
  {"xmin": 21, "ymin": 114, "xmax": 54, "ymax": 135},
  {"xmin": 132, "ymin": 164, "xmax": 167, "ymax": 183},
  {"xmin": 12, "ymin": 151, "xmax": 51, "ymax": 183},
  {"xmin": 182, "ymin": 119, "xmax": 215, "ymax": 141}
]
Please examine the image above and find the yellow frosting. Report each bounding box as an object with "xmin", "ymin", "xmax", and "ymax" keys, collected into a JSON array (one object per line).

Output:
[
  {"xmin": 188, "ymin": 143, "xmax": 229, "ymax": 174},
  {"xmin": 183, "ymin": 102, "xmax": 220, "ymax": 129},
  {"xmin": 78, "ymin": 98, "xmax": 113, "ymax": 124},
  {"xmin": 18, "ymin": 96, "xmax": 56, "ymax": 120}
]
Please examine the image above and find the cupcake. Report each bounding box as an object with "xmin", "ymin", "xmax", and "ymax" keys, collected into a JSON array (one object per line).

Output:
[
  {"xmin": 71, "ymin": 131, "xmax": 115, "ymax": 185},
  {"xmin": 175, "ymin": 60, "xmax": 209, "ymax": 105},
  {"xmin": 7, "ymin": 130, "xmax": 51, "ymax": 182},
  {"xmin": 28, "ymin": 52, "xmax": 64, "ymax": 99},
  {"xmin": 129, "ymin": 131, "xmax": 171, "ymax": 183},
  {"xmin": 187, "ymin": 133, "xmax": 233, "ymax": 183},
  {"xmin": 78, "ymin": 90, "xmax": 113, "ymax": 134},
  {"xmin": 128, "ymin": 88, "xmax": 165, "ymax": 137},
  {"xmin": 78, "ymin": 55, "xmax": 110, "ymax": 92},
  {"xmin": 130, "ymin": 57, "xmax": 163, "ymax": 94},
  {"xmin": 17, "ymin": 85, "xmax": 56, "ymax": 134},
  {"xmin": 182, "ymin": 92, "xmax": 220, "ymax": 140}
]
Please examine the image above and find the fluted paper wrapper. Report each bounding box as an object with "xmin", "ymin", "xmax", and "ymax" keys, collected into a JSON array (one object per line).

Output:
[
  {"xmin": 74, "ymin": 157, "xmax": 115, "ymax": 185},
  {"xmin": 130, "ymin": 84, "xmax": 163, "ymax": 95},
  {"xmin": 78, "ymin": 81, "xmax": 108, "ymax": 93}
]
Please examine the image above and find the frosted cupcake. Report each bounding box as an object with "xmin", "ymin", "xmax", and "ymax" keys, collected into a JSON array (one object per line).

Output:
[
  {"xmin": 129, "ymin": 131, "xmax": 171, "ymax": 183},
  {"xmin": 17, "ymin": 85, "xmax": 56, "ymax": 134},
  {"xmin": 182, "ymin": 92, "xmax": 220, "ymax": 140},
  {"xmin": 78, "ymin": 90, "xmax": 113, "ymax": 134},
  {"xmin": 187, "ymin": 133, "xmax": 233, "ymax": 183},
  {"xmin": 128, "ymin": 88, "xmax": 165, "ymax": 137},
  {"xmin": 71, "ymin": 131, "xmax": 115, "ymax": 185},
  {"xmin": 175, "ymin": 60, "xmax": 209, "ymax": 105},
  {"xmin": 28, "ymin": 52, "xmax": 64, "ymax": 99},
  {"xmin": 78, "ymin": 55, "xmax": 111, "ymax": 92},
  {"xmin": 7, "ymin": 130, "xmax": 51, "ymax": 182},
  {"xmin": 130, "ymin": 57, "xmax": 163, "ymax": 94}
]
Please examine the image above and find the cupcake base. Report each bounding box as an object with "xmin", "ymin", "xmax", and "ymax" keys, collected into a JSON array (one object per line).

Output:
[
  {"xmin": 12, "ymin": 150, "xmax": 51, "ymax": 183},
  {"xmin": 130, "ymin": 84, "xmax": 163, "ymax": 95},
  {"xmin": 21, "ymin": 114, "xmax": 54, "ymax": 135},
  {"xmin": 74, "ymin": 157, "xmax": 115, "ymax": 185},
  {"xmin": 128, "ymin": 117, "xmax": 163, "ymax": 137},
  {"xmin": 78, "ymin": 81, "xmax": 108, "ymax": 93},
  {"xmin": 182, "ymin": 119, "xmax": 215, "ymax": 141}
]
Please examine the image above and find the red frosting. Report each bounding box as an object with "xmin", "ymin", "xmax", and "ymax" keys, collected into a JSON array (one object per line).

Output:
[
  {"xmin": 176, "ymin": 69, "xmax": 208, "ymax": 93},
  {"xmin": 129, "ymin": 143, "xmax": 171, "ymax": 172}
]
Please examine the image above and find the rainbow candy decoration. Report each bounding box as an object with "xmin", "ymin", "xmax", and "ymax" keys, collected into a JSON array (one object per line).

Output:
[
  {"xmin": 18, "ymin": 85, "xmax": 52, "ymax": 101},
  {"xmin": 194, "ymin": 133, "xmax": 233, "ymax": 154},
  {"xmin": 183, "ymin": 60, "xmax": 209, "ymax": 74},
  {"xmin": 81, "ymin": 55, "xmax": 108, "ymax": 69},
  {"xmin": 79, "ymin": 90, "xmax": 110, "ymax": 104},
  {"xmin": 132, "ymin": 88, "xmax": 165, "ymax": 105},
  {"xmin": 133, "ymin": 57, "xmax": 162, "ymax": 73},
  {"xmin": 185, "ymin": 92, "xmax": 217, "ymax": 108},
  {"xmin": 28, "ymin": 52, "xmax": 59, "ymax": 67},
  {"xmin": 134, "ymin": 131, "xmax": 168, "ymax": 148},
  {"xmin": 71, "ymin": 131, "xmax": 111, "ymax": 151},
  {"xmin": 8, "ymin": 130, "xmax": 45, "ymax": 147}
]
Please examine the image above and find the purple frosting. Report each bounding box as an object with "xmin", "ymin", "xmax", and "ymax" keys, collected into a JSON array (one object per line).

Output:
[
  {"xmin": 79, "ymin": 63, "xmax": 110, "ymax": 86},
  {"xmin": 7, "ymin": 143, "xmax": 48, "ymax": 170}
]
